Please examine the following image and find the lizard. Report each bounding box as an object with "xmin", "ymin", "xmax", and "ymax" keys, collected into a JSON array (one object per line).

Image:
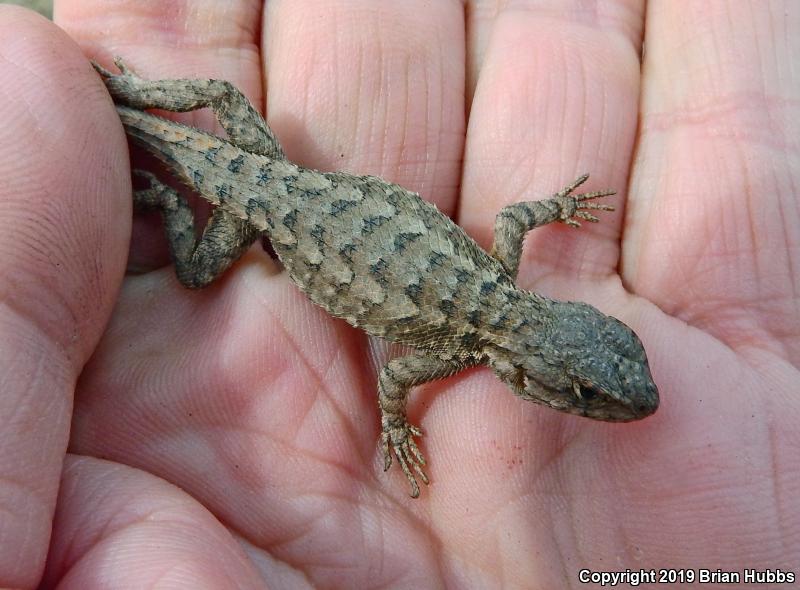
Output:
[{"xmin": 93, "ymin": 57, "xmax": 659, "ymax": 498}]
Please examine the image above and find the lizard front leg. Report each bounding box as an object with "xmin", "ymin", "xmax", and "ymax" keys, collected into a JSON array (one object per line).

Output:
[
  {"xmin": 491, "ymin": 174, "xmax": 615, "ymax": 279},
  {"xmin": 379, "ymin": 353, "xmax": 474, "ymax": 497}
]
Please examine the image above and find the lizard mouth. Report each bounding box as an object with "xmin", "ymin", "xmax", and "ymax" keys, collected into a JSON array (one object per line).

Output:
[
  {"xmin": 568, "ymin": 387, "xmax": 658, "ymax": 422},
  {"xmin": 519, "ymin": 375, "xmax": 658, "ymax": 422}
]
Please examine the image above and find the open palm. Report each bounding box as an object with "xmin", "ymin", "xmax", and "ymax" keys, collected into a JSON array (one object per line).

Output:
[{"xmin": 1, "ymin": 2, "xmax": 797, "ymax": 588}]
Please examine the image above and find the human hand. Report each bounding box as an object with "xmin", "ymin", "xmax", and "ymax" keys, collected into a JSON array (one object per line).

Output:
[{"xmin": 1, "ymin": 2, "xmax": 797, "ymax": 588}]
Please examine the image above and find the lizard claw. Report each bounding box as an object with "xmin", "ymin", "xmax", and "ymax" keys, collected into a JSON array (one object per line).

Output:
[
  {"xmin": 91, "ymin": 60, "xmax": 115, "ymax": 79},
  {"xmin": 92, "ymin": 56, "xmax": 150, "ymax": 103},
  {"xmin": 113, "ymin": 56, "xmax": 137, "ymax": 75},
  {"xmin": 554, "ymin": 173, "xmax": 616, "ymax": 228},
  {"xmin": 91, "ymin": 56, "xmax": 138, "ymax": 79},
  {"xmin": 575, "ymin": 210, "xmax": 600, "ymax": 223},
  {"xmin": 382, "ymin": 419, "xmax": 429, "ymax": 498}
]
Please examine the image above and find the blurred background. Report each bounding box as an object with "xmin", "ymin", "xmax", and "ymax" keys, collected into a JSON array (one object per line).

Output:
[{"xmin": 3, "ymin": 0, "xmax": 52, "ymax": 19}]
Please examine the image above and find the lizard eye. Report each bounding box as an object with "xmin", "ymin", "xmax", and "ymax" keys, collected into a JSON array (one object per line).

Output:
[{"xmin": 573, "ymin": 381, "xmax": 602, "ymax": 401}]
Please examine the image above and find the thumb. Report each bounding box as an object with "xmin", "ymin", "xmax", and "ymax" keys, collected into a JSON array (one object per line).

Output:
[{"xmin": 0, "ymin": 6, "xmax": 130, "ymax": 587}]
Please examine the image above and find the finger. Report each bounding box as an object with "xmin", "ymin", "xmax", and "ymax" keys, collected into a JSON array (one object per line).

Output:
[
  {"xmin": 0, "ymin": 7, "xmax": 129, "ymax": 586},
  {"xmin": 56, "ymin": 0, "xmax": 266, "ymax": 272},
  {"xmin": 64, "ymin": 1, "xmax": 466, "ymax": 578},
  {"xmin": 42, "ymin": 456, "xmax": 265, "ymax": 588},
  {"xmin": 460, "ymin": 1, "xmax": 643, "ymax": 291},
  {"xmin": 56, "ymin": 0, "xmax": 264, "ymax": 102},
  {"xmin": 263, "ymin": 0, "xmax": 465, "ymax": 214},
  {"xmin": 263, "ymin": 0, "xmax": 465, "ymax": 478},
  {"xmin": 625, "ymin": 1, "xmax": 800, "ymax": 362}
]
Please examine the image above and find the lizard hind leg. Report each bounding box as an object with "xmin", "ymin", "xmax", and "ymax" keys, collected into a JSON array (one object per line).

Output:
[
  {"xmin": 133, "ymin": 171, "xmax": 258, "ymax": 288},
  {"xmin": 93, "ymin": 57, "xmax": 283, "ymax": 158},
  {"xmin": 92, "ymin": 58, "xmax": 268, "ymax": 285}
]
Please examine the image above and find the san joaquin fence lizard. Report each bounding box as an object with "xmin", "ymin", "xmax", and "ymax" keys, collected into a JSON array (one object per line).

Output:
[{"xmin": 94, "ymin": 58, "xmax": 659, "ymax": 498}]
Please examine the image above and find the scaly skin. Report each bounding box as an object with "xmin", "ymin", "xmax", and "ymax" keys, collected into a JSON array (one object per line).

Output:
[{"xmin": 95, "ymin": 58, "xmax": 659, "ymax": 497}]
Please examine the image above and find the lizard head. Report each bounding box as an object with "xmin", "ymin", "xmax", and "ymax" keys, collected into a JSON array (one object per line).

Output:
[{"xmin": 486, "ymin": 298, "xmax": 659, "ymax": 422}]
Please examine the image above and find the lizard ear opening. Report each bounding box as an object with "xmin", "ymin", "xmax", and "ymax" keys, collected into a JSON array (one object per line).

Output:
[
  {"xmin": 487, "ymin": 356, "xmax": 527, "ymax": 396},
  {"xmin": 514, "ymin": 367, "xmax": 526, "ymax": 392}
]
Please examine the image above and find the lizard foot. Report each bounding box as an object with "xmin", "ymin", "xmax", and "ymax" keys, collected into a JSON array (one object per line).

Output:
[
  {"xmin": 552, "ymin": 173, "xmax": 616, "ymax": 228},
  {"xmin": 91, "ymin": 57, "xmax": 156, "ymax": 105},
  {"xmin": 382, "ymin": 418, "xmax": 429, "ymax": 498},
  {"xmin": 92, "ymin": 56, "xmax": 140, "ymax": 81},
  {"xmin": 131, "ymin": 170, "xmax": 179, "ymax": 210}
]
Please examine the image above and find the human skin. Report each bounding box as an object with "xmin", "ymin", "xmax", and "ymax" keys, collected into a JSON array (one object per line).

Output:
[{"xmin": 0, "ymin": 1, "xmax": 797, "ymax": 588}]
